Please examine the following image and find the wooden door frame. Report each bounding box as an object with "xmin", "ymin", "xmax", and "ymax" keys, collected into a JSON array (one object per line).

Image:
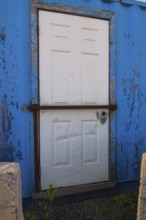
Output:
[{"xmin": 30, "ymin": 1, "xmax": 116, "ymax": 194}]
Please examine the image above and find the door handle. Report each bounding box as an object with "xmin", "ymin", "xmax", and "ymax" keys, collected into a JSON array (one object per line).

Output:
[
  {"xmin": 101, "ymin": 111, "xmax": 106, "ymax": 117},
  {"xmin": 96, "ymin": 110, "xmax": 109, "ymax": 124}
]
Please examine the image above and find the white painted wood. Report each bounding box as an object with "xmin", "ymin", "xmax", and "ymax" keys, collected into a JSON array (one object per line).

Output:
[
  {"xmin": 39, "ymin": 11, "xmax": 109, "ymax": 105},
  {"xmin": 39, "ymin": 11, "xmax": 109, "ymax": 189},
  {"xmin": 40, "ymin": 110, "xmax": 109, "ymax": 189}
]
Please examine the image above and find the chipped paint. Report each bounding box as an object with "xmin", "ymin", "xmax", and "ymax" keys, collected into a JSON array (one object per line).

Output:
[
  {"xmin": 0, "ymin": 100, "xmax": 14, "ymax": 161},
  {"xmin": 121, "ymin": 65, "xmax": 144, "ymax": 118},
  {"xmin": 0, "ymin": 27, "xmax": 6, "ymax": 43},
  {"xmin": 110, "ymin": 74, "xmax": 115, "ymax": 93},
  {"xmin": 21, "ymin": 104, "xmax": 28, "ymax": 112},
  {"xmin": 0, "ymin": 99, "xmax": 23, "ymax": 162}
]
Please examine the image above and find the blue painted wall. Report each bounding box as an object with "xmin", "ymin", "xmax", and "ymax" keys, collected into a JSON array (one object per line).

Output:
[
  {"xmin": 0, "ymin": 0, "xmax": 34, "ymax": 197},
  {"xmin": 0, "ymin": 0, "xmax": 146, "ymax": 197}
]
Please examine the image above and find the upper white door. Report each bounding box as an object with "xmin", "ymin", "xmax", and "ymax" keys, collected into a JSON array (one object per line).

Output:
[{"xmin": 39, "ymin": 10, "xmax": 109, "ymax": 189}]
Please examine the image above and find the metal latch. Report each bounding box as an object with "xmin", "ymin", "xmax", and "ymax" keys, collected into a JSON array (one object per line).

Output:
[{"xmin": 96, "ymin": 110, "xmax": 109, "ymax": 124}]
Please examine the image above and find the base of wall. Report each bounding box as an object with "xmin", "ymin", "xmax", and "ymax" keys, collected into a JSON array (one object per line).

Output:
[{"xmin": 137, "ymin": 153, "xmax": 146, "ymax": 220}]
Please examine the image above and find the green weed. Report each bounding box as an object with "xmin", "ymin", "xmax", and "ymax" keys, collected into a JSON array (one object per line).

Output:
[
  {"xmin": 91, "ymin": 191, "xmax": 138, "ymax": 220},
  {"xmin": 24, "ymin": 184, "xmax": 58, "ymax": 220},
  {"xmin": 24, "ymin": 190, "xmax": 138, "ymax": 220},
  {"xmin": 112, "ymin": 192, "xmax": 137, "ymax": 220},
  {"xmin": 24, "ymin": 211, "xmax": 37, "ymax": 220}
]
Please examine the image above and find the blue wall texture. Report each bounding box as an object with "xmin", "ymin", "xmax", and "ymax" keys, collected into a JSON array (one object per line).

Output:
[{"xmin": 1, "ymin": 0, "xmax": 146, "ymax": 197}]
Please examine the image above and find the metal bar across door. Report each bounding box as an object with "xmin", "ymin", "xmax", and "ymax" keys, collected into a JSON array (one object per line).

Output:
[{"xmin": 29, "ymin": 104, "xmax": 117, "ymax": 111}]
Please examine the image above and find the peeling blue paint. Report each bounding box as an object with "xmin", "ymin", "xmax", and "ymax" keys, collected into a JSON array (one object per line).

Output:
[
  {"xmin": 0, "ymin": 99, "xmax": 24, "ymax": 162},
  {"xmin": 0, "ymin": 27, "xmax": 6, "ymax": 43},
  {"xmin": 131, "ymin": 139, "xmax": 143, "ymax": 177},
  {"xmin": 0, "ymin": 100, "xmax": 14, "ymax": 161}
]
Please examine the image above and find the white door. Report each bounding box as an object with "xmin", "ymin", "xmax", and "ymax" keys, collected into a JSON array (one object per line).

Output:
[{"xmin": 39, "ymin": 10, "xmax": 109, "ymax": 190}]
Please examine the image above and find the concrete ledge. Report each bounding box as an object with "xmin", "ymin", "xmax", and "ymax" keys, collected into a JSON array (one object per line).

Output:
[
  {"xmin": 137, "ymin": 153, "xmax": 146, "ymax": 220},
  {"xmin": 0, "ymin": 162, "xmax": 24, "ymax": 220}
]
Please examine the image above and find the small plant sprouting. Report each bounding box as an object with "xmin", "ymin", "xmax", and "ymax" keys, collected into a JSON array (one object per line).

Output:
[
  {"xmin": 47, "ymin": 184, "xmax": 58, "ymax": 204},
  {"xmin": 24, "ymin": 211, "xmax": 37, "ymax": 220},
  {"xmin": 24, "ymin": 189, "xmax": 138, "ymax": 220},
  {"xmin": 38, "ymin": 184, "xmax": 58, "ymax": 220},
  {"xmin": 24, "ymin": 184, "xmax": 58, "ymax": 220}
]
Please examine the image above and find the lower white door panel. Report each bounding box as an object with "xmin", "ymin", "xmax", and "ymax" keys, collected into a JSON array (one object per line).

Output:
[{"xmin": 40, "ymin": 109, "xmax": 109, "ymax": 189}]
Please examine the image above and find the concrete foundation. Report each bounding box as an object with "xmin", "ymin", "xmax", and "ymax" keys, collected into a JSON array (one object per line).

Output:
[
  {"xmin": 137, "ymin": 153, "xmax": 146, "ymax": 220},
  {"xmin": 0, "ymin": 162, "xmax": 24, "ymax": 220}
]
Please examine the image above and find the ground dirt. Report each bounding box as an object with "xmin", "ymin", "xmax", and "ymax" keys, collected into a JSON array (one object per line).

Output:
[{"xmin": 23, "ymin": 190, "xmax": 138, "ymax": 220}]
